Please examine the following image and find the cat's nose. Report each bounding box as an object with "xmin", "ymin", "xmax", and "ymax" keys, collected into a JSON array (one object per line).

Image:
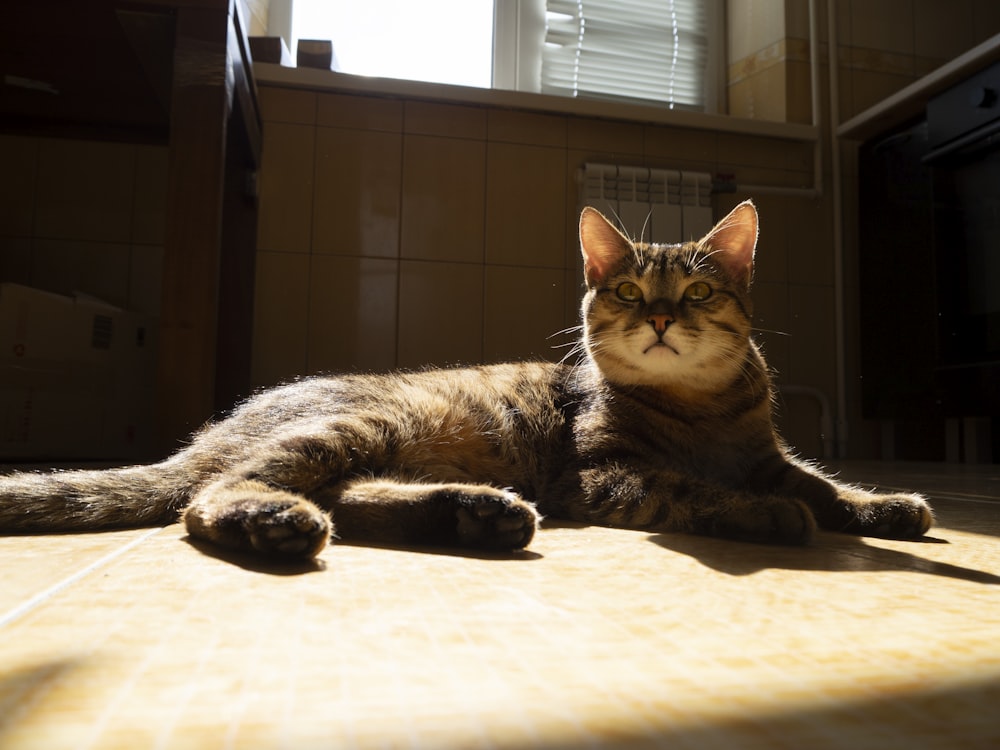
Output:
[{"xmin": 647, "ymin": 314, "xmax": 673, "ymax": 334}]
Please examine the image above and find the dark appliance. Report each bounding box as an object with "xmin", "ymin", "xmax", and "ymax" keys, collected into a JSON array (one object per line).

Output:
[{"xmin": 859, "ymin": 59, "xmax": 1000, "ymax": 462}]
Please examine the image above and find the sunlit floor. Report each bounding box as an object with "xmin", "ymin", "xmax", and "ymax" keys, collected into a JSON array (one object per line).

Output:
[{"xmin": 1, "ymin": 461, "xmax": 998, "ymax": 749}]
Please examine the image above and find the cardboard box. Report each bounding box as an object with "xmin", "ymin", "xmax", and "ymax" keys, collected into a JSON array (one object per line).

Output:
[{"xmin": 0, "ymin": 283, "xmax": 158, "ymax": 460}]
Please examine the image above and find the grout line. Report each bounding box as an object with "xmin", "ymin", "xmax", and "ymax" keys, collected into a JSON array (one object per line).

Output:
[{"xmin": 0, "ymin": 527, "xmax": 165, "ymax": 630}]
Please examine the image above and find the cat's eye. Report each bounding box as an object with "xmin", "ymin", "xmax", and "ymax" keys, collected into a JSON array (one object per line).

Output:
[
  {"xmin": 616, "ymin": 282, "xmax": 643, "ymax": 302},
  {"xmin": 683, "ymin": 281, "xmax": 712, "ymax": 302}
]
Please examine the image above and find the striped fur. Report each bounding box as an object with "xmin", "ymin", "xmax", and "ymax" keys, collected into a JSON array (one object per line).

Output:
[{"xmin": 0, "ymin": 201, "xmax": 933, "ymax": 558}]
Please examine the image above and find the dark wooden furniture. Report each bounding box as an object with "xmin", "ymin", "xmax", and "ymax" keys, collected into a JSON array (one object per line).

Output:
[{"xmin": 1, "ymin": 0, "xmax": 262, "ymax": 453}]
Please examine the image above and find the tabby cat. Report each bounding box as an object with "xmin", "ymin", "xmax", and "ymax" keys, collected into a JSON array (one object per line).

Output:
[{"xmin": 0, "ymin": 201, "xmax": 933, "ymax": 559}]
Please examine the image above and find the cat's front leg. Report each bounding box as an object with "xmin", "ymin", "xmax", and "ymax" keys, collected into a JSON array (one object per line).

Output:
[
  {"xmin": 329, "ymin": 479, "xmax": 539, "ymax": 551},
  {"xmin": 570, "ymin": 464, "xmax": 817, "ymax": 545},
  {"xmin": 762, "ymin": 460, "xmax": 934, "ymax": 538}
]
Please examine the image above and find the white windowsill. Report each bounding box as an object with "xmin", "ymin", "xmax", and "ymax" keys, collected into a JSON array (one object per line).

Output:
[{"xmin": 252, "ymin": 62, "xmax": 819, "ymax": 143}]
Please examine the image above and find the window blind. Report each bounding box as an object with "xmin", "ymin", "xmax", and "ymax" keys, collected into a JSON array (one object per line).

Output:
[{"xmin": 541, "ymin": 0, "xmax": 708, "ymax": 110}]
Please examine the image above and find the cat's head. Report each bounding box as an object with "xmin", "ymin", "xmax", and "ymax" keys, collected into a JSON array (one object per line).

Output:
[{"xmin": 578, "ymin": 200, "xmax": 758, "ymax": 392}]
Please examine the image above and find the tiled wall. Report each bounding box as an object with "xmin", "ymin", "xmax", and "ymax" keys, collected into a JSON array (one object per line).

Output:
[
  {"xmin": 252, "ymin": 84, "xmax": 834, "ymax": 454},
  {"xmin": 728, "ymin": 0, "xmax": 1000, "ymax": 124},
  {"xmin": 8, "ymin": 3, "xmax": 999, "ymax": 459},
  {"xmin": 0, "ymin": 135, "xmax": 166, "ymax": 316}
]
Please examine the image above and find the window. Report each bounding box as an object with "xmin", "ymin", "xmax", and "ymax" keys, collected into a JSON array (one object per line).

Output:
[
  {"xmin": 277, "ymin": 0, "xmax": 720, "ymax": 111},
  {"xmin": 290, "ymin": 0, "xmax": 495, "ymax": 88}
]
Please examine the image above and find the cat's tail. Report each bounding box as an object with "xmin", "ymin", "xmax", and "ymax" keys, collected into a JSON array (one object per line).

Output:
[{"xmin": 0, "ymin": 458, "xmax": 194, "ymax": 533}]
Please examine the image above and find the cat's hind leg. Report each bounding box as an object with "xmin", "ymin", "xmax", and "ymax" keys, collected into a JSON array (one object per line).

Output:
[
  {"xmin": 183, "ymin": 478, "xmax": 332, "ymax": 559},
  {"xmin": 328, "ymin": 479, "xmax": 539, "ymax": 551}
]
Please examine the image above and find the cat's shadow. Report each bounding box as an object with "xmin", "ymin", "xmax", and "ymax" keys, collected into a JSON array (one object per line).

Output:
[
  {"xmin": 183, "ymin": 536, "xmax": 329, "ymax": 575},
  {"xmin": 183, "ymin": 536, "xmax": 542, "ymax": 575},
  {"xmin": 648, "ymin": 531, "xmax": 1000, "ymax": 585}
]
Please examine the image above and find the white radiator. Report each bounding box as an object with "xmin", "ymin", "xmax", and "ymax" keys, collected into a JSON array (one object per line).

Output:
[{"xmin": 578, "ymin": 164, "xmax": 714, "ymax": 243}]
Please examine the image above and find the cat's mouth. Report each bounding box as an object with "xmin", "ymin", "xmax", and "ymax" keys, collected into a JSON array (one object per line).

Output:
[{"xmin": 643, "ymin": 341, "xmax": 679, "ymax": 356}]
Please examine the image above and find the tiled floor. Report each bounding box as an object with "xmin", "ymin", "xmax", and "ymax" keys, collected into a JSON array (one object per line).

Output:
[{"xmin": 0, "ymin": 461, "xmax": 998, "ymax": 749}]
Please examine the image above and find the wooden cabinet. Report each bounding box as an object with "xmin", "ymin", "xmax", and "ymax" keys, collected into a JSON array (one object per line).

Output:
[{"xmin": 1, "ymin": 0, "xmax": 262, "ymax": 453}]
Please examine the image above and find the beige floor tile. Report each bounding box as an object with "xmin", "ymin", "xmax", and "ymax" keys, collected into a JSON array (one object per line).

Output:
[
  {"xmin": 0, "ymin": 527, "xmax": 162, "ymax": 625},
  {"xmin": 1, "ymin": 463, "xmax": 998, "ymax": 749}
]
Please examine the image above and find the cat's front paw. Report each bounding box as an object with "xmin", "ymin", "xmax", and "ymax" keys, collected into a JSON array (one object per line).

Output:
[
  {"xmin": 453, "ymin": 490, "xmax": 539, "ymax": 551},
  {"xmin": 845, "ymin": 492, "xmax": 933, "ymax": 539},
  {"xmin": 709, "ymin": 496, "xmax": 816, "ymax": 545},
  {"xmin": 244, "ymin": 498, "xmax": 332, "ymax": 558}
]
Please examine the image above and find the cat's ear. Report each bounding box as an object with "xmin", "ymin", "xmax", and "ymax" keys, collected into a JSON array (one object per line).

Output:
[
  {"xmin": 580, "ymin": 207, "xmax": 633, "ymax": 285},
  {"xmin": 698, "ymin": 200, "xmax": 758, "ymax": 288}
]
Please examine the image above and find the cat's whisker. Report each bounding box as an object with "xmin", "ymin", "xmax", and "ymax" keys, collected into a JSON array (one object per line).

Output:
[
  {"xmin": 639, "ymin": 209, "xmax": 652, "ymax": 245},
  {"xmin": 547, "ymin": 325, "xmax": 583, "ymax": 340}
]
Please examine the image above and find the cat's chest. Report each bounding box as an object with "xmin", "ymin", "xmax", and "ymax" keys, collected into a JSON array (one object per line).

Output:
[{"xmin": 573, "ymin": 393, "xmax": 773, "ymax": 483}]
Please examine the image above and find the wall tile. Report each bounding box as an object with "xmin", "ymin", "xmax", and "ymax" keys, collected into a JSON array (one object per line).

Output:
[
  {"xmin": 404, "ymin": 101, "xmax": 487, "ymax": 139},
  {"xmin": 787, "ymin": 282, "xmax": 836, "ymax": 394},
  {"xmin": 850, "ymin": 70, "xmax": 915, "ymax": 120},
  {"xmin": 129, "ymin": 245, "xmax": 164, "ymax": 317},
  {"xmin": 318, "ymin": 93, "xmax": 403, "ymax": 132},
  {"xmin": 0, "ymin": 237, "xmax": 31, "ymax": 284},
  {"xmin": 484, "ymin": 265, "xmax": 566, "ymax": 363},
  {"xmin": 251, "ymin": 251, "xmax": 310, "ymax": 386},
  {"xmin": 400, "ymin": 135, "xmax": 486, "ymax": 262},
  {"xmin": 259, "ymin": 86, "xmax": 318, "ymax": 125},
  {"xmin": 487, "ymin": 109, "xmax": 567, "ymax": 147},
  {"xmin": 313, "ymin": 127, "xmax": 402, "ymax": 258},
  {"xmin": 564, "ymin": 266, "xmax": 585, "ymax": 334},
  {"xmin": 567, "ymin": 118, "xmax": 644, "ymax": 156},
  {"xmin": 745, "ymin": 194, "xmax": 789, "ymax": 285},
  {"xmin": 914, "ymin": 0, "xmax": 974, "ymax": 61},
  {"xmin": 34, "ymin": 139, "xmax": 134, "ymax": 243},
  {"xmin": 728, "ymin": 66, "xmax": 788, "ymax": 123},
  {"xmin": 307, "ymin": 255, "xmax": 398, "ymax": 373},
  {"xmin": 972, "ymin": 0, "xmax": 1000, "ymax": 43},
  {"xmin": 848, "ymin": 46, "xmax": 915, "ymax": 77},
  {"xmin": 485, "ymin": 142, "xmax": 566, "ymax": 268},
  {"xmin": 727, "ymin": 0, "xmax": 786, "ymax": 62},
  {"xmin": 397, "ymin": 260, "xmax": 482, "ymax": 367},
  {"xmin": 0, "ymin": 135, "xmax": 37, "ymax": 237},
  {"xmin": 785, "ymin": 0, "xmax": 812, "ymax": 41},
  {"xmin": 752, "ymin": 280, "xmax": 791, "ymax": 382},
  {"xmin": 643, "ymin": 127, "xmax": 717, "ymax": 165},
  {"xmin": 131, "ymin": 146, "xmax": 168, "ymax": 246},
  {"xmin": 786, "ymin": 199, "xmax": 834, "ymax": 286},
  {"xmin": 785, "ymin": 60, "xmax": 815, "ymax": 125},
  {"xmin": 850, "ymin": 0, "xmax": 915, "ymax": 56},
  {"xmin": 256, "ymin": 122, "xmax": 315, "ymax": 253},
  {"xmin": 29, "ymin": 238, "xmax": 131, "ymax": 306},
  {"xmin": 718, "ymin": 134, "xmax": 793, "ymax": 170}
]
